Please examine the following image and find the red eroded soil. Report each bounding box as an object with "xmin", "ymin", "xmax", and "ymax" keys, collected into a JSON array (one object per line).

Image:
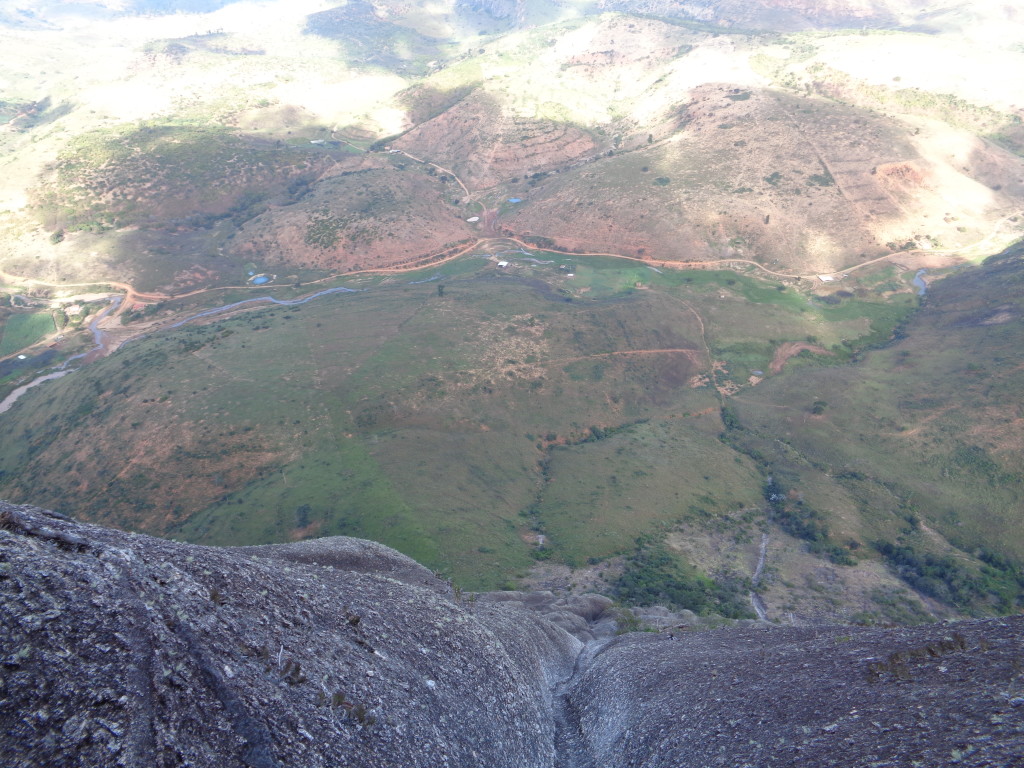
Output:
[
  {"xmin": 769, "ymin": 341, "xmax": 831, "ymax": 374},
  {"xmin": 227, "ymin": 154, "xmax": 471, "ymax": 272},
  {"xmin": 393, "ymin": 91, "xmax": 601, "ymax": 190}
]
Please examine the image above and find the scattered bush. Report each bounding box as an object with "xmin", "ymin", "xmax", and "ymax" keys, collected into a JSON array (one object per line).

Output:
[
  {"xmin": 874, "ymin": 541, "xmax": 1024, "ymax": 614},
  {"xmin": 615, "ymin": 537, "xmax": 753, "ymax": 619},
  {"xmin": 764, "ymin": 477, "xmax": 854, "ymax": 565}
]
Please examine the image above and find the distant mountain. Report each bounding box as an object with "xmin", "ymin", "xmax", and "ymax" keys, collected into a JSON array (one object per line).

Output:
[
  {"xmin": 3, "ymin": 3, "xmax": 1020, "ymax": 282},
  {"xmin": 0, "ymin": 0, "xmax": 243, "ymax": 25}
]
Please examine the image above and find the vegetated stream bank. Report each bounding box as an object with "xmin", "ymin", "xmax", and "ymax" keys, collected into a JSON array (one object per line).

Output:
[
  {"xmin": 0, "ymin": 246, "xmax": 942, "ymax": 416},
  {"xmin": 0, "ymin": 256, "xmax": 516, "ymax": 414},
  {"xmin": 161, "ymin": 284, "xmax": 363, "ymax": 330},
  {"xmin": 0, "ymin": 370, "xmax": 71, "ymax": 414},
  {"xmin": 0, "ymin": 241, "xmax": 632, "ymax": 412},
  {"xmin": 0, "ymin": 296, "xmax": 122, "ymax": 413},
  {"xmin": 913, "ymin": 269, "xmax": 928, "ymax": 295},
  {"xmin": 749, "ymin": 532, "xmax": 769, "ymax": 621}
]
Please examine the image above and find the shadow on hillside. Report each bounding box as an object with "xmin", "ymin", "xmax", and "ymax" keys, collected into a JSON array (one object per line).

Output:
[{"xmin": 302, "ymin": 0, "xmax": 446, "ymax": 75}]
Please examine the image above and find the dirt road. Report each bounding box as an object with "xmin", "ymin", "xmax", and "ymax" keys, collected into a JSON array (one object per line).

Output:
[{"xmin": 769, "ymin": 342, "xmax": 832, "ymax": 374}]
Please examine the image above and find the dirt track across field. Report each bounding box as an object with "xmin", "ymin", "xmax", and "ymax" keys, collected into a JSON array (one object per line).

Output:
[{"xmin": 769, "ymin": 342, "xmax": 832, "ymax": 374}]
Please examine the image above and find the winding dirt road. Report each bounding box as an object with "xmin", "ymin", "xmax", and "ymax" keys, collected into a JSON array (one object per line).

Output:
[{"xmin": 3, "ymin": 133, "xmax": 1020, "ymax": 372}]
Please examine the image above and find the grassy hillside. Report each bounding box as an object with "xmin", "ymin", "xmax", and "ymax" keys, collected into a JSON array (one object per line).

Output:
[
  {"xmin": 729, "ymin": 245, "xmax": 1024, "ymax": 616},
  {"xmin": 6, "ymin": 243, "xmax": 1020, "ymax": 621},
  {"xmin": 1, "ymin": 1, "xmax": 1022, "ymax": 622},
  {"xmin": 0, "ymin": 312, "xmax": 55, "ymax": 357}
]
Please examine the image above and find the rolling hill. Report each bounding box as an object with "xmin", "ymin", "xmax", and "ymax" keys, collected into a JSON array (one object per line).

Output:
[
  {"xmin": 2, "ymin": 238, "xmax": 1022, "ymax": 622},
  {"xmin": 2, "ymin": 2, "xmax": 1023, "ymax": 287},
  {"xmin": 0, "ymin": 0, "xmax": 1022, "ymax": 624}
]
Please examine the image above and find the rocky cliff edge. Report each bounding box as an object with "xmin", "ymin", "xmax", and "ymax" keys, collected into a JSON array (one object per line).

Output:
[{"xmin": 2, "ymin": 501, "xmax": 1023, "ymax": 767}]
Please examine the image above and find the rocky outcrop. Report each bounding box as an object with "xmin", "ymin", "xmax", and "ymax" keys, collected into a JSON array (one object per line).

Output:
[
  {"xmin": 0, "ymin": 502, "xmax": 581, "ymax": 768},
  {"xmin": 564, "ymin": 621, "xmax": 1024, "ymax": 767},
  {"xmin": 2, "ymin": 501, "xmax": 1023, "ymax": 767}
]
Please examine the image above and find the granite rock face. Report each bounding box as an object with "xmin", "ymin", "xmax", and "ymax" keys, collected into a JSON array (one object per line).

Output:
[
  {"xmin": 0, "ymin": 502, "xmax": 580, "ymax": 768},
  {"xmin": 2, "ymin": 501, "xmax": 1023, "ymax": 768},
  {"xmin": 564, "ymin": 621, "xmax": 1024, "ymax": 767}
]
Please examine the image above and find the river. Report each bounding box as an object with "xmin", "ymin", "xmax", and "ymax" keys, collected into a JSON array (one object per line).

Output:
[
  {"xmin": 0, "ymin": 369, "xmax": 72, "ymax": 414},
  {"xmin": 912, "ymin": 269, "xmax": 927, "ymax": 296},
  {"xmin": 0, "ymin": 297, "xmax": 122, "ymax": 413}
]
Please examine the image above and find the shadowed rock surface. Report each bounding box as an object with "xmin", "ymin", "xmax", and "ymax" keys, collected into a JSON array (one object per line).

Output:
[
  {"xmin": 2, "ymin": 501, "xmax": 1023, "ymax": 767},
  {"xmin": 565, "ymin": 622, "xmax": 1024, "ymax": 767},
  {"xmin": 0, "ymin": 502, "xmax": 580, "ymax": 768}
]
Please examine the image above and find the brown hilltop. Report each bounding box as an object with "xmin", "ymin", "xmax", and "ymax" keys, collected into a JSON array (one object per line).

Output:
[
  {"xmin": 226, "ymin": 153, "xmax": 473, "ymax": 273},
  {"xmin": 500, "ymin": 84, "xmax": 953, "ymax": 273},
  {"xmin": 393, "ymin": 90, "xmax": 601, "ymax": 192}
]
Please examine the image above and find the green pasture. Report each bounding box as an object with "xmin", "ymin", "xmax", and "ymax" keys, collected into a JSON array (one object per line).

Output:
[
  {"xmin": 0, "ymin": 312, "xmax": 55, "ymax": 357},
  {"xmin": 2, "ymin": 248, "xmax": 1016, "ymax": 603},
  {"xmin": 731, "ymin": 249, "xmax": 1024, "ymax": 574},
  {"xmin": 535, "ymin": 415, "xmax": 762, "ymax": 566}
]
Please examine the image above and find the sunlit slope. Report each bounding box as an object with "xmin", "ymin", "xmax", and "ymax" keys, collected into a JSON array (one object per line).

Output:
[
  {"xmin": 501, "ymin": 86, "xmax": 913, "ymax": 272},
  {"xmin": 388, "ymin": 16, "xmax": 713, "ymax": 187},
  {"xmin": 0, "ymin": 3, "xmax": 412, "ymax": 286},
  {"xmin": 4, "ymin": 7, "xmax": 1024, "ymax": 290},
  {"xmin": 603, "ymin": 0, "xmax": 1024, "ymax": 38},
  {"xmin": 224, "ymin": 153, "xmax": 474, "ymax": 273},
  {"xmin": 389, "ymin": 20, "xmax": 1024, "ymax": 273}
]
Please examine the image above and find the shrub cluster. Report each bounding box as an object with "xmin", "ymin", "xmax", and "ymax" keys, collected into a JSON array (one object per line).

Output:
[
  {"xmin": 874, "ymin": 541, "xmax": 1024, "ymax": 614},
  {"xmin": 614, "ymin": 537, "xmax": 753, "ymax": 619},
  {"xmin": 764, "ymin": 477, "xmax": 855, "ymax": 565}
]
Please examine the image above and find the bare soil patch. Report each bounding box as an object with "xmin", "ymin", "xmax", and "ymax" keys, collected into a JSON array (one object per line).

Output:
[
  {"xmin": 227, "ymin": 154, "xmax": 471, "ymax": 272},
  {"xmin": 394, "ymin": 91, "xmax": 600, "ymax": 191},
  {"xmin": 769, "ymin": 341, "xmax": 831, "ymax": 374},
  {"xmin": 887, "ymin": 251, "xmax": 964, "ymax": 270}
]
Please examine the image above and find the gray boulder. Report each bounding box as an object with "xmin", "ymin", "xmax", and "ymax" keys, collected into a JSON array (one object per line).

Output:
[
  {"xmin": 0, "ymin": 502, "xmax": 578, "ymax": 768},
  {"xmin": 3, "ymin": 500, "xmax": 1023, "ymax": 768}
]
